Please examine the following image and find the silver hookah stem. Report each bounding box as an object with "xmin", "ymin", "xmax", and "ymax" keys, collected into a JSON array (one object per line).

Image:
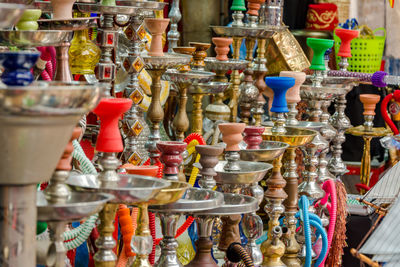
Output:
[
  {"xmin": 122, "ymin": 14, "xmax": 150, "ymax": 165},
  {"xmin": 167, "ymin": 0, "xmax": 181, "ymax": 52}
]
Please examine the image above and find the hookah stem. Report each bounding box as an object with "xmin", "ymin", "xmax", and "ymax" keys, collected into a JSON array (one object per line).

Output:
[{"xmin": 360, "ymin": 136, "xmax": 372, "ymax": 190}]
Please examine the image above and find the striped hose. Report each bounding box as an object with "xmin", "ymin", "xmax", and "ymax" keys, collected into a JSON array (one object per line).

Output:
[{"xmin": 226, "ymin": 242, "xmax": 255, "ymax": 267}]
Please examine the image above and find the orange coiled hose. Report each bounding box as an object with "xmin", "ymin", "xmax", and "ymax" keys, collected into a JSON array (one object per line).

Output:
[{"xmin": 117, "ymin": 204, "xmax": 136, "ymax": 257}]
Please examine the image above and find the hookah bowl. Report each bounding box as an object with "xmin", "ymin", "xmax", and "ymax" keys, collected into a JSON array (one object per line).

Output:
[
  {"xmin": 0, "ymin": 80, "xmax": 104, "ymax": 267},
  {"xmin": 189, "ymin": 42, "xmax": 211, "ymax": 71},
  {"xmin": 265, "ymin": 76, "xmax": 295, "ymax": 134},
  {"xmin": 186, "ymin": 193, "xmax": 258, "ymax": 267},
  {"xmin": 215, "ymin": 123, "xmax": 272, "ymax": 260},
  {"xmin": 157, "ymin": 141, "xmax": 187, "ymax": 181},
  {"xmin": 279, "ymin": 71, "xmax": 306, "ymax": 126},
  {"xmin": 195, "ymin": 144, "xmax": 224, "ymax": 190},
  {"xmin": 347, "ymin": 94, "xmax": 392, "ymax": 189},
  {"xmin": 0, "ymin": 50, "xmax": 39, "ymax": 86},
  {"xmin": 334, "ymin": 28, "xmax": 359, "ymax": 71},
  {"xmin": 67, "ymin": 98, "xmax": 171, "ymax": 267},
  {"xmin": 149, "ymin": 188, "xmax": 224, "ymax": 267},
  {"xmin": 15, "ymin": 8, "xmax": 41, "ymax": 30},
  {"xmin": 162, "ymin": 69, "xmax": 215, "ymax": 140}
]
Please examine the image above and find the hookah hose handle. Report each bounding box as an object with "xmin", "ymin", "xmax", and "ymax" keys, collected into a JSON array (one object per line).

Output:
[{"xmin": 381, "ymin": 90, "xmax": 400, "ymax": 135}]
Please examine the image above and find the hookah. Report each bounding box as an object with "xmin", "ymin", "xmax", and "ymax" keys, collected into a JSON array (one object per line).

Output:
[
  {"xmin": 162, "ymin": 48, "xmax": 215, "ymax": 141},
  {"xmin": 120, "ymin": 0, "xmax": 166, "ymax": 165},
  {"xmin": 252, "ymin": 0, "xmax": 286, "ymax": 126},
  {"xmin": 35, "ymin": 0, "xmax": 100, "ymax": 83},
  {"xmin": 347, "ymin": 95, "xmax": 392, "ymax": 191},
  {"xmin": 142, "ymin": 17, "xmax": 191, "ymax": 163},
  {"xmin": 212, "ymin": 123, "xmax": 272, "ymax": 264},
  {"xmin": 75, "ymin": 0, "xmax": 146, "ymax": 93},
  {"xmin": 204, "ymin": 37, "xmax": 247, "ymax": 141},
  {"xmin": 150, "ymin": 188, "xmax": 224, "ymax": 267},
  {"xmin": 0, "ymin": 44, "xmax": 106, "ymax": 267},
  {"xmin": 67, "ymin": 98, "xmax": 171, "ymax": 266},
  {"xmin": 261, "ymin": 77, "xmax": 318, "ymax": 267},
  {"xmin": 210, "ymin": 0, "xmax": 268, "ymax": 122},
  {"xmin": 240, "ymin": 126, "xmax": 289, "ymax": 266},
  {"xmin": 37, "ymin": 128, "xmax": 113, "ymax": 267},
  {"xmin": 186, "ymin": 193, "xmax": 258, "ymax": 267}
]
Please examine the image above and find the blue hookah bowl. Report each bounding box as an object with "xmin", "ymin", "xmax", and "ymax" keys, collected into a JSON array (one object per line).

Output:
[
  {"xmin": 0, "ymin": 51, "xmax": 40, "ymax": 86},
  {"xmin": 265, "ymin": 76, "xmax": 296, "ymax": 113}
]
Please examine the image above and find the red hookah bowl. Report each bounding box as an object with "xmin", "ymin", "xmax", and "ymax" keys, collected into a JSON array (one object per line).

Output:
[
  {"xmin": 93, "ymin": 98, "xmax": 132, "ymax": 153},
  {"xmin": 243, "ymin": 126, "xmax": 265, "ymax": 150},
  {"xmin": 156, "ymin": 141, "xmax": 187, "ymax": 176},
  {"xmin": 121, "ymin": 164, "xmax": 159, "ymax": 178},
  {"xmin": 335, "ymin": 28, "xmax": 359, "ymax": 58}
]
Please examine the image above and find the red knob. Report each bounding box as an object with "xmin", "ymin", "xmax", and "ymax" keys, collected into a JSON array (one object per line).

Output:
[
  {"xmin": 335, "ymin": 28, "xmax": 359, "ymax": 58},
  {"xmin": 93, "ymin": 98, "xmax": 132, "ymax": 153},
  {"xmin": 157, "ymin": 141, "xmax": 187, "ymax": 176},
  {"xmin": 243, "ymin": 126, "xmax": 265, "ymax": 150}
]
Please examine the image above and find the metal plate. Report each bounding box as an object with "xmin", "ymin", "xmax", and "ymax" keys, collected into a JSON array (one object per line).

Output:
[
  {"xmin": 37, "ymin": 191, "xmax": 113, "ymax": 222},
  {"xmin": 214, "ymin": 161, "xmax": 272, "ymax": 184},
  {"xmin": 240, "ymin": 141, "xmax": 289, "ymax": 162},
  {"xmin": 143, "ymin": 53, "xmax": 191, "ymax": 70},
  {"xmin": 0, "ymin": 30, "xmax": 72, "ymax": 47},
  {"xmin": 38, "ymin": 17, "xmax": 97, "ymax": 31}
]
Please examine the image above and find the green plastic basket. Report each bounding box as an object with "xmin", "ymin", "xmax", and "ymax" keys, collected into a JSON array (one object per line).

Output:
[{"xmin": 334, "ymin": 27, "xmax": 386, "ymax": 73}]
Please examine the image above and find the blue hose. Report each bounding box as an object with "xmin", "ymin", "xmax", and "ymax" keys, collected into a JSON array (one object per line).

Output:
[
  {"xmin": 310, "ymin": 220, "xmax": 328, "ymax": 267},
  {"xmin": 296, "ymin": 212, "xmax": 322, "ymax": 227},
  {"xmin": 299, "ymin": 195, "xmax": 312, "ymax": 267}
]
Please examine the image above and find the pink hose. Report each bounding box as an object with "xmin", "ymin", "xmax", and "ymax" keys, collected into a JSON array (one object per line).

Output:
[{"xmin": 318, "ymin": 180, "xmax": 337, "ymax": 267}]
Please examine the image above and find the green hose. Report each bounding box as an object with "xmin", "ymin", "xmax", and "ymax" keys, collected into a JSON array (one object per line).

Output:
[{"xmin": 61, "ymin": 140, "xmax": 98, "ymax": 250}]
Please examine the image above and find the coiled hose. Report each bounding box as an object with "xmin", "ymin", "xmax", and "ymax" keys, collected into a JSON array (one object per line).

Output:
[
  {"xmin": 299, "ymin": 196, "xmax": 329, "ymax": 267},
  {"xmin": 225, "ymin": 242, "xmax": 254, "ymax": 267},
  {"xmin": 315, "ymin": 179, "xmax": 337, "ymax": 267}
]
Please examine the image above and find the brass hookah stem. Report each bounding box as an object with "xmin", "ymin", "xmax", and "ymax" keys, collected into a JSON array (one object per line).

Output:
[{"xmin": 229, "ymin": 36, "xmax": 243, "ymax": 122}]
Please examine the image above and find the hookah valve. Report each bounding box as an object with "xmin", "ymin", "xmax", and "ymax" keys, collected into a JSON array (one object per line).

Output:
[
  {"xmin": 265, "ymin": 76, "xmax": 295, "ymax": 134},
  {"xmin": 335, "ymin": 28, "xmax": 359, "ymax": 71},
  {"xmin": 157, "ymin": 141, "xmax": 187, "ymax": 180},
  {"xmin": 307, "ymin": 38, "xmax": 334, "ymax": 86},
  {"xmin": 280, "ymin": 71, "xmax": 306, "ymax": 126},
  {"xmin": 218, "ymin": 122, "xmax": 246, "ymax": 171},
  {"xmin": 360, "ymin": 94, "xmax": 380, "ymax": 132},
  {"xmin": 243, "ymin": 126, "xmax": 265, "ymax": 149}
]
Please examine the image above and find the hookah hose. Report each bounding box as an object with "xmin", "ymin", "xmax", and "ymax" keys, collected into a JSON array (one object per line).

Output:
[
  {"xmin": 381, "ymin": 90, "xmax": 400, "ymax": 135},
  {"xmin": 142, "ymin": 159, "xmax": 163, "ymax": 265},
  {"xmin": 314, "ymin": 179, "xmax": 338, "ymax": 267},
  {"xmin": 299, "ymin": 196, "xmax": 329, "ymax": 267},
  {"xmin": 36, "ymin": 46, "xmax": 56, "ymax": 81},
  {"xmin": 225, "ymin": 242, "xmax": 254, "ymax": 267},
  {"xmin": 116, "ymin": 205, "xmax": 138, "ymax": 267}
]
